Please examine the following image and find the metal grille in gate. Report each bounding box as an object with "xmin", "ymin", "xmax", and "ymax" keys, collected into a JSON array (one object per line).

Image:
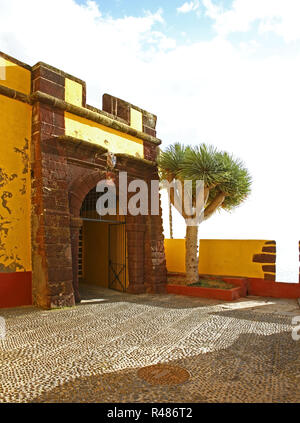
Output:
[
  {"xmin": 78, "ymin": 227, "xmax": 83, "ymax": 280},
  {"xmin": 108, "ymin": 222, "xmax": 127, "ymax": 292}
]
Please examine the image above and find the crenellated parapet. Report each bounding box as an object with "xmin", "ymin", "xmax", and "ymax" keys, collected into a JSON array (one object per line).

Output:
[{"xmin": 0, "ymin": 51, "xmax": 167, "ymax": 308}]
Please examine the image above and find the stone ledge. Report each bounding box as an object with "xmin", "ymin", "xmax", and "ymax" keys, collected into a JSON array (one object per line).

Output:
[
  {"xmin": 115, "ymin": 153, "xmax": 156, "ymax": 168},
  {"xmin": 0, "ymin": 50, "xmax": 32, "ymax": 71},
  {"xmin": 31, "ymin": 91, "xmax": 162, "ymax": 146},
  {"xmin": 32, "ymin": 61, "xmax": 85, "ymax": 87},
  {"xmin": 0, "ymin": 84, "xmax": 31, "ymax": 104},
  {"xmin": 55, "ymin": 136, "xmax": 156, "ymax": 168},
  {"xmin": 56, "ymin": 135, "xmax": 108, "ymax": 154}
]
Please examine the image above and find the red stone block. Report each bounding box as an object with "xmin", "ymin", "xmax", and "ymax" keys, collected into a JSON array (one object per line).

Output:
[
  {"xmin": 253, "ymin": 253, "xmax": 276, "ymax": 263},
  {"xmin": 262, "ymin": 246, "xmax": 276, "ymax": 253},
  {"xmin": 264, "ymin": 273, "xmax": 276, "ymax": 281},
  {"xmin": 39, "ymin": 104, "xmax": 54, "ymax": 125},
  {"xmin": 262, "ymin": 265, "xmax": 276, "ymax": 273},
  {"xmin": 143, "ymin": 126, "xmax": 156, "ymax": 137},
  {"xmin": 53, "ymin": 110, "xmax": 65, "ymax": 128},
  {"xmin": 32, "ymin": 66, "xmax": 65, "ymax": 86},
  {"xmin": 33, "ymin": 77, "xmax": 65, "ymax": 99}
]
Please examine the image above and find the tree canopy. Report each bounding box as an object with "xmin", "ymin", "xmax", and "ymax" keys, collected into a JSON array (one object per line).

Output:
[{"xmin": 158, "ymin": 142, "xmax": 252, "ymax": 221}]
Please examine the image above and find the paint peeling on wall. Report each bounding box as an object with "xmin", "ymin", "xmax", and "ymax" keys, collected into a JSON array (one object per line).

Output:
[
  {"xmin": 14, "ymin": 138, "xmax": 29, "ymax": 175},
  {"xmin": 0, "ymin": 167, "xmax": 25, "ymax": 272},
  {"xmin": 14, "ymin": 138, "xmax": 29, "ymax": 195},
  {"xmin": 0, "ymin": 93, "xmax": 32, "ymax": 273}
]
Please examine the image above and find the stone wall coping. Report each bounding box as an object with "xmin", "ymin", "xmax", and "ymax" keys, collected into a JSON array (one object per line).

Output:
[
  {"xmin": 31, "ymin": 91, "xmax": 162, "ymax": 146},
  {"xmin": 57, "ymin": 135, "xmax": 108, "ymax": 154},
  {"xmin": 0, "ymin": 51, "xmax": 32, "ymax": 71},
  {"xmin": 55, "ymin": 136, "xmax": 157, "ymax": 169},
  {"xmin": 0, "ymin": 84, "xmax": 31, "ymax": 104},
  {"xmin": 0, "ymin": 53, "xmax": 161, "ymax": 147},
  {"xmin": 115, "ymin": 153, "xmax": 156, "ymax": 168},
  {"xmin": 32, "ymin": 61, "xmax": 86, "ymax": 87},
  {"xmin": 0, "ymin": 85, "xmax": 162, "ymax": 147},
  {"xmin": 56, "ymin": 135, "xmax": 156, "ymax": 167},
  {"xmin": 103, "ymin": 93, "xmax": 157, "ymax": 124},
  {"xmin": 86, "ymin": 103, "xmax": 129, "ymax": 126}
]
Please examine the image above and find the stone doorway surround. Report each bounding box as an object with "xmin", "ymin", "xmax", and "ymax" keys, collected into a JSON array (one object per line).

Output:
[{"xmin": 30, "ymin": 62, "xmax": 167, "ymax": 309}]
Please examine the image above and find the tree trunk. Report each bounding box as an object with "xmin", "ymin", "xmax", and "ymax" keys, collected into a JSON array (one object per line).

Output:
[
  {"xmin": 169, "ymin": 200, "xmax": 173, "ymax": 239},
  {"xmin": 185, "ymin": 224, "xmax": 199, "ymax": 283}
]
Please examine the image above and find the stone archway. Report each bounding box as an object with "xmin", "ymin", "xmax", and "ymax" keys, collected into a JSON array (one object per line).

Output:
[
  {"xmin": 68, "ymin": 170, "xmax": 149, "ymax": 302},
  {"xmin": 68, "ymin": 170, "xmax": 105, "ymax": 303},
  {"xmin": 31, "ymin": 136, "xmax": 167, "ymax": 309}
]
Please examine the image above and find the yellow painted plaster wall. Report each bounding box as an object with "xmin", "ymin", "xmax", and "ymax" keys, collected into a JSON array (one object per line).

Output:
[
  {"xmin": 65, "ymin": 78, "xmax": 82, "ymax": 107},
  {"xmin": 198, "ymin": 239, "xmax": 266, "ymax": 278},
  {"xmin": 130, "ymin": 108, "xmax": 143, "ymax": 132},
  {"xmin": 0, "ymin": 57, "xmax": 31, "ymax": 94},
  {"xmin": 164, "ymin": 239, "xmax": 186, "ymax": 273},
  {"xmin": 82, "ymin": 218, "xmax": 128, "ymax": 291},
  {"xmin": 164, "ymin": 239, "xmax": 266, "ymax": 278},
  {"xmin": 65, "ymin": 112, "xmax": 144, "ymax": 158},
  {"xmin": 0, "ymin": 94, "xmax": 32, "ymax": 272}
]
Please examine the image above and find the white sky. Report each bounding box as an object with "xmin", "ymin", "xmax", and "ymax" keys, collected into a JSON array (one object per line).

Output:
[{"xmin": 0, "ymin": 0, "xmax": 299, "ymax": 245}]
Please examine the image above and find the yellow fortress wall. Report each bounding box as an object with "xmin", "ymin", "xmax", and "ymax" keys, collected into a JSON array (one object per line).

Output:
[
  {"xmin": 198, "ymin": 239, "xmax": 266, "ymax": 278},
  {"xmin": 165, "ymin": 239, "xmax": 266, "ymax": 279},
  {"xmin": 0, "ymin": 56, "xmax": 31, "ymax": 95},
  {"xmin": 130, "ymin": 108, "xmax": 143, "ymax": 132},
  {"xmin": 65, "ymin": 78, "xmax": 83, "ymax": 107},
  {"xmin": 65, "ymin": 112, "xmax": 144, "ymax": 157},
  {"xmin": 0, "ymin": 66, "xmax": 32, "ymax": 273},
  {"xmin": 0, "ymin": 51, "xmax": 162, "ymax": 308},
  {"xmin": 164, "ymin": 239, "xmax": 186, "ymax": 273}
]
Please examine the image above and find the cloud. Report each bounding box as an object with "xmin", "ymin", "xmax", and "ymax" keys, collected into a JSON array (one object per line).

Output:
[
  {"xmin": 203, "ymin": 0, "xmax": 300, "ymax": 42},
  {"xmin": 0, "ymin": 0, "xmax": 170, "ymax": 70},
  {"xmin": 0, "ymin": 0, "xmax": 299, "ymax": 241},
  {"xmin": 177, "ymin": 0, "xmax": 200, "ymax": 14}
]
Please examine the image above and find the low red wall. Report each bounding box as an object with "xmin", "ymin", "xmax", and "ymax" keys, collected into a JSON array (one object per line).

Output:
[
  {"xmin": 168, "ymin": 273, "xmax": 300, "ymax": 300},
  {"xmin": 0, "ymin": 272, "xmax": 32, "ymax": 308},
  {"xmin": 223, "ymin": 278, "xmax": 248, "ymax": 297},
  {"xmin": 166, "ymin": 284, "xmax": 241, "ymax": 301},
  {"xmin": 248, "ymin": 278, "xmax": 300, "ymax": 299}
]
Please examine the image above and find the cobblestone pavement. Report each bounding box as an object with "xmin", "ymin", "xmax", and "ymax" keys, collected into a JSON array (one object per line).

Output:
[{"xmin": 0, "ymin": 285, "xmax": 300, "ymax": 403}]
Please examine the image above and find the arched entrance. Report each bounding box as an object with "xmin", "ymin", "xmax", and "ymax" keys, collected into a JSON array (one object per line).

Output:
[
  {"xmin": 79, "ymin": 186, "xmax": 128, "ymax": 293},
  {"xmin": 31, "ymin": 136, "xmax": 167, "ymax": 309}
]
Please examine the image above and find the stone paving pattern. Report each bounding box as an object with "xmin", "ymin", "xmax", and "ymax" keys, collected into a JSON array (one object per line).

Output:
[{"xmin": 0, "ymin": 285, "xmax": 300, "ymax": 403}]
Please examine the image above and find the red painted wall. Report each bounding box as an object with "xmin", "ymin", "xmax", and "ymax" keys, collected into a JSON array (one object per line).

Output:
[
  {"xmin": 248, "ymin": 278, "xmax": 300, "ymax": 299},
  {"xmin": 223, "ymin": 278, "xmax": 248, "ymax": 297},
  {"xmin": 166, "ymin": 284, "xmax": 241, "ymax": 301},
  {"xmin": 0, "ymin": 272, "xmax": 32, "ymax": 308}
]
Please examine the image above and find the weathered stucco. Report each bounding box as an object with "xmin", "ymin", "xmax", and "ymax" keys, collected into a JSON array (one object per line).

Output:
[
  {"xmin": 0, "ymin": 94, "xmax": 32, "ymax": 272},
  {"xmin": 64, "ymin": 112, "xmax": 144, "ymax": 157}
]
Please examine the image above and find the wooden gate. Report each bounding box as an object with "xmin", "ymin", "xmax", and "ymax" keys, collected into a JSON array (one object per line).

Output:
[{"xmin": 108, "ymin": 222, "xmax": 127, "ymax": 292}]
